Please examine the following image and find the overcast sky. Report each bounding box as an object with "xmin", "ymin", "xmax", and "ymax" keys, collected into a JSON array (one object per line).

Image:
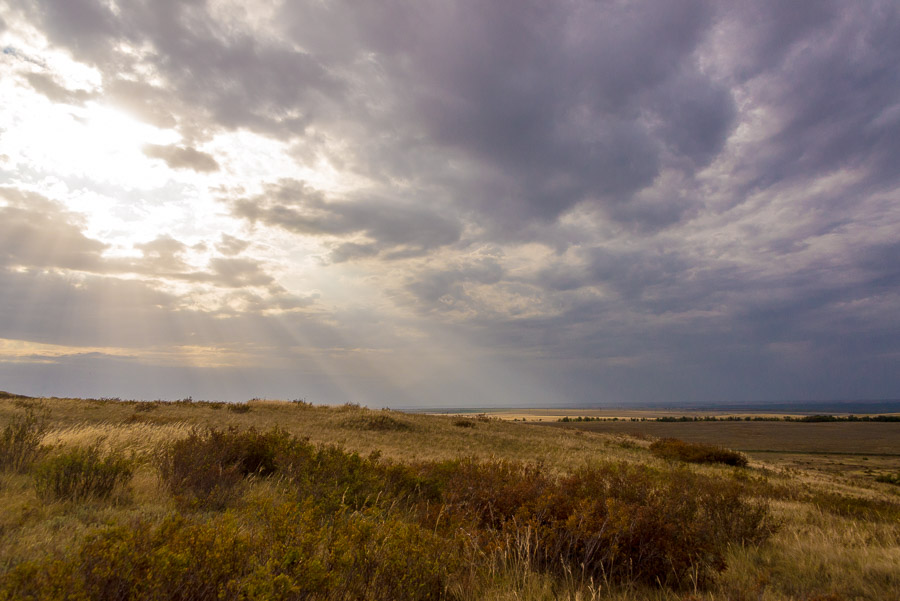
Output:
[{"xmin": 1, "ymin": 0, "xmax": 898, "ymax": 407}]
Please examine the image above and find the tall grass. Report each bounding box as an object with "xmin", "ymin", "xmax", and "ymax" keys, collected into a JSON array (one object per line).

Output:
[
  {"xmin": 33, "ymin": 442, "xmax": 133, "ymax": 502},
  {"xmin": 0, "ymin": 407, "xmax": 48, "ymax": 473}
]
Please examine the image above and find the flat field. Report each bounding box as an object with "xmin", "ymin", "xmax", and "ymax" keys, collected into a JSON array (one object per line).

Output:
[{"xmin": 472, "ymin": 408, "xmax": 900, "ymax": 478}]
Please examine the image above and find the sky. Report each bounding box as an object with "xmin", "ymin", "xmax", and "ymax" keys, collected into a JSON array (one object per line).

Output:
[{"xmin": 1, "ymin": 0, "xmax": 899, "ymax": 407}]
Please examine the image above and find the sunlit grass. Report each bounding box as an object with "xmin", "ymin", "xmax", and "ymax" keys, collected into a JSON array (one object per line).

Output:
[{"xmin": 0, "ymin": 393, "xmax": 898, "ymax": 600}]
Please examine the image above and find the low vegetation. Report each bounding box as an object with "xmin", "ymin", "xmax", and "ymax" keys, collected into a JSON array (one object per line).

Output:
[
  {"xmin": 649, "ymin": 437, "xmax": 749, "ymax": 467},
  {"xmin": 0, "ymin": 406, "xmax": 48, "ymax": 473},
  {"xmin": 0, "ymin": 393, "xmax": 898, "ymax": 601},
  {"xmin": 560, "ymin": 413, "xmax": 900, "ymax": 422},
  {"xmin": 32, "ymin": 442, "xmax": 133, "ymax": 503}
]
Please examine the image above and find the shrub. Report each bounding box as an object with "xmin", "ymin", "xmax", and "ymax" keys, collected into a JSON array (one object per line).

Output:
[
  {"xmin": 875, "ymin": 471, "xmax": 900, "ymax": 486},
  {"xmin": 0, "ymin": 407, "xmax": 48, "ymax": 473},
  {"xmin": 227, "ymin": 403, "xmax": 251, "ymax": 413},
  {"xmin": 650, "ymin": 437, "xmax": 749, "ymax": 467},
  {"xmin": 2, "ymin": 505, "xmax": 467, "ymax": 601},
  {"xmin": 453, "ymin": 418, "xmax": 476, "ymax": 428},
  {"xmin": 528, "ymin": 463, "xmax": 772, "ymax": 587},
  {"xmin": 409, "ymin": 458, "xmax": 774, "ymax": 589},
  {"xmin": 33, "ymin": 443, "xmax": 133, "ymax": 502},
  {"xmin": 280, "ymin": 443, "xmax": 389, "ymax": 511},
  {"xmin": 341, "ymin": 413, "xmax": 411, "ymax": 431},
  {"xmin": 155, "ymin": 427, "xmax": 293, "ymax": 510}
]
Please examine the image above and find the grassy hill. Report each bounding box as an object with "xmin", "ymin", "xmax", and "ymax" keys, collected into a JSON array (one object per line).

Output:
[{"xmin": 1, "ymin": 394, "xmax": 898, "ymax": 600}]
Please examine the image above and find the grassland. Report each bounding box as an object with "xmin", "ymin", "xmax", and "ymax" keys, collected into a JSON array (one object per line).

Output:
[{"xmin": 1, "ymin": 393, "xmax": 899, "ymax": 600}]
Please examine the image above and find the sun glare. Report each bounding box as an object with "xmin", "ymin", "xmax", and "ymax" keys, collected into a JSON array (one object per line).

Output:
[{"xmin": 3, "ymin": 93, "xmax": 179, "ymax": 189}]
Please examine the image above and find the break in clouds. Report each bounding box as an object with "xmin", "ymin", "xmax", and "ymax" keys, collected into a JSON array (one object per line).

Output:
[{"xmin": 0, "ymin": 0, "xmax": 898, "ymax": 406}]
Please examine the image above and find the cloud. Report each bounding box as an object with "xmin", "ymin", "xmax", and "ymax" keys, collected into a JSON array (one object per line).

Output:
[
  {"xmin": 24, "ymin": 72, "xmax": 94, "ymax": 105},
  {"xmin": 0, "ymin": 187, "xmax": 108, "ymax": 271},
  {"xmin": 216, "ymin": 234, "xmax": 251, "ymax": 257},
  {"xmin": 4, "ymin": 0, "xmax": 900, "ymax": 405},
  {"xmin": 142, "ymin": 144, "xmax": 220, "ymax": 172},
  {"xmin": 231, "ymin": 179, "xmax": 462, "ymax": 261}
]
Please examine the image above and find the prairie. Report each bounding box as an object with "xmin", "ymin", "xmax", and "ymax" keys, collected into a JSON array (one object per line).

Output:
[{"xmin": 1, "ymin": 393, "xmax": 898, "ymax": 601}]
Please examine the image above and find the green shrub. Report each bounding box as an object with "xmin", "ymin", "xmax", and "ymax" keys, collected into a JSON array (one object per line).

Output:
[
  {"xmin": 280, "ymin": 443, "xmax": 389, "ymax": 511},
  {"xmin": 0, "ymin": 406, "xmax": 48, "ymax": 473},
  {"xmin": 2, "ymin": 506, "xmax": 466, "ymax": 601},
  {"xmin": 650, "ymin": 437, "xmax": 749, "ymax": 467},
  {"xmin": 33, "ymin": 443, "xmax": 133, "ymax": 502},
  {"xmin": 452, "ymin": 418, "xmax": 476, "ymax": 428}
]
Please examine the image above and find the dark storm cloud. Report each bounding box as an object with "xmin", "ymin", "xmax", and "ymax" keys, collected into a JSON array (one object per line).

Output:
[
  {"xmin": 22, "ymin": 0, "xmax": 736, "ymax": 232},
  {"xmin": 277, "ymin": 0, "xmax": 732, "ymax": 231},
  {"xmin": 231, "ymin": 179, "xmax": 462, "ymax": 261},
  {"xmin": 724, "ymin": 3, "xmax": 900, "ymax": 195},
  {"xmin": 142, "ymin": 144, "xmax": 220, "ymax": 173}
]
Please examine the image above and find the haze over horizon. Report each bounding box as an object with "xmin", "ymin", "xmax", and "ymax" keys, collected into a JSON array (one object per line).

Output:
[{"xmin": 1, "ymin": 1, "xmax": 899, "ymax": 407}]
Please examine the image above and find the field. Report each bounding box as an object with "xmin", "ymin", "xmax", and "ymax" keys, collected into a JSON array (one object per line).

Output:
[
  {"xmin": 475, "ymin": 408, "xmax": 900, "ymax": 479},
  {"xmin": 1, "ymin": 394, "xmax": 899, "ymax": 600}
]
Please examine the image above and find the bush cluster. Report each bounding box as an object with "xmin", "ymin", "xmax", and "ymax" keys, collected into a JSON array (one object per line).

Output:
[
  {"xmin": 4, "ymin": 426, "xmax": 778, "ymax": 600},
  {"xmin": 33, "ymin": 443, "xmax": 133, "ymax": 502},
  {"xmin": 155, "ymin": 427, "xmax": 290, "ymax": 509},
  {"xmin": 649, "ymin": 437, "xmax": 749, "ymax": 467}
]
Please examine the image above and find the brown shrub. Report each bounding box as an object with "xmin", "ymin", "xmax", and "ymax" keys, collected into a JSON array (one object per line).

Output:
[
  {"xmin": 650, "ymin": 437, "xmax": 749, "ymax": 467},
  {"xmin": 154, "ymin": 427, "xmax": 293, "ymax": 510}
]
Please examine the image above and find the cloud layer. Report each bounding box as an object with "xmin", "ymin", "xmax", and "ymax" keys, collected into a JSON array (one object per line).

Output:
[{"xmin": 1, "ymin": 0, "xmax": 898, "ymax": 405}]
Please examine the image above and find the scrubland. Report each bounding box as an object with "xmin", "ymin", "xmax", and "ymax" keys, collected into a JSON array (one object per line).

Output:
[{"xmin": 0, "ymin": 393, "xmax": 898, "ymax": 600}]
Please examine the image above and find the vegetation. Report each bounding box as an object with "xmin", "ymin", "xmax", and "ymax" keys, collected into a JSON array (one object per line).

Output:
[
  {"xmin": 560, "ymin": 413, "xmax": 900, "ymax": 422},
  {"xmin": 0, "ymin": 393, "xmax": 898, "ymax": 600},
  {"xmin": 875, "ymin": 471, "xmax": 900, "ymax": 486},
  {"xmin": 0, "ymin": 405, "xmax": 48, "ymax": 473},
  {"xmin": 33, "ymin": 442, "xmax": 133, "ymax": 502},
  {"xmin": 649, "ymin": 437, "xmax": 749, "ymax": 467}
]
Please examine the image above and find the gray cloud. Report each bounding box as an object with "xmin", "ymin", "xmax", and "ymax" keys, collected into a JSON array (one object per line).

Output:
[
  {"xmin": 232, "ymin": 179, "xmax": 462, "ymax": 261},
  {"xmin": 24, "ymin": 72, "xmax": 94, "ymax": 105},
  {"xmin": 405, "ymin": 256, "xmax": 505, "ymax": 313},
  {"xmin": 142, "ymin": 144, "xmax": 220, "ymax": 172},
  {"xmin": 0, "ymin": 190, "xmax": 285, "ymax": 297},
  {"xmin": 216, "ymin": 234, "xmax": 251, "ymax": 257},
  {"xmin": 0, "ymin": 188, "xmax": 108, "ymax": 271},
  {"xmin": 4, "ymin": 0, "xmax": 900, "ymax": 405}
]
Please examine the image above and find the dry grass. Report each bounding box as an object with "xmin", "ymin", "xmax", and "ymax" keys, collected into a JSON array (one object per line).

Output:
[{"xmin": 1, "ymin": 394, "xmax": 899, "ymax": 600}]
